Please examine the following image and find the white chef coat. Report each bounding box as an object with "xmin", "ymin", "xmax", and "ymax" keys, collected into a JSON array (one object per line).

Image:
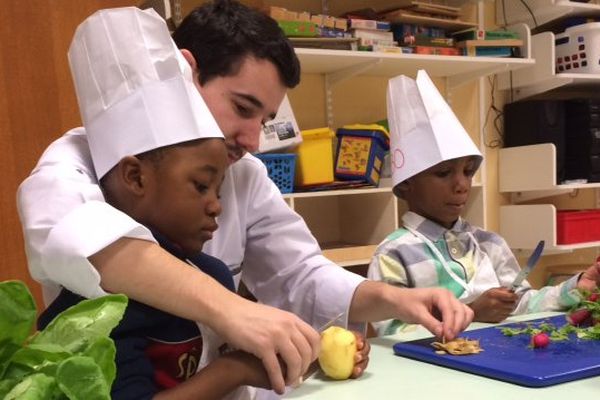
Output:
[{"xmin": 17, "ymin": 127, "xmax": 365, "ymax": 330}]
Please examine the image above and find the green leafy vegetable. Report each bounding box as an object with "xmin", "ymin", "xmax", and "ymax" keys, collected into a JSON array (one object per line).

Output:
[
  {"xmin": 0, "ymin": 280, "xmax": 127, "ymax": 399},
  {"xmin": 499, "ymin": 288, "xmax": 600, "ymax": 348}
]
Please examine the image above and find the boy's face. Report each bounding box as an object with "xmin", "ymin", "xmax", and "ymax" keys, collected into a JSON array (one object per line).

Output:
[
  {"xmin": 401, "ymin": 156, "xmax": 480, "ymax": 229},
  {"xmin": 138, "ymin": 138, "xmax": 228, "ymax": 256},
  {"xmin": 194, "ymin": 56, "xmax": 287, "ymax": 164}
]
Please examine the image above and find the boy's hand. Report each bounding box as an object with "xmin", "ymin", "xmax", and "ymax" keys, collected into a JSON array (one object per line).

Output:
[
  {"xmin": 350, "ymin": 331, "xmax": 370, "ymax": 378},
  {"xmin": 577, "ymin": 262, "xmax": 600, "ymax": 292},
  {"xmin": 222, "ymin": 351, "xmax": 272, "ymax": 389},
  {"xmin": 468, "ymin": 287, "xmax": 518, "ymax": 322}
]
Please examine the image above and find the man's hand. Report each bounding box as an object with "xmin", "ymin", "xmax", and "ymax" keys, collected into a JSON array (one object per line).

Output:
[
  {"xmin": 350, "ymin": 331, "xmax": 370, "ymax": 378},
  {"xmin": 349, "ymin": 281, "xmax": 473, "ymax": 341},
  {"xmin": 389, "ymin": 287, "xmax": 474, "ymax": 340},
  {"xmin": 577, "ymin": 262, "xmax": 600, "ymax": 292},
  {"xmin": 213, "ymin": 298, "xmax": 320, "ymax": 394},
  {"xmin": 468, "ymin": 287, "xmax": 518, "ymax": 323}
]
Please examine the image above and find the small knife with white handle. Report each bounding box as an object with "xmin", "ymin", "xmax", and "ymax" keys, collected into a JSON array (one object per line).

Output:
[{"xmin": 509, "ymin": 240, "xmax": 545, "ymax": 292}]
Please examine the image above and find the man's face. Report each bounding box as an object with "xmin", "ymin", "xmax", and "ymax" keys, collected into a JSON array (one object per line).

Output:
[
  {"xmin": 138, "ymin": 138, "xmax": 228, "ymax": 256},
  {"xmin": 195, "ymin": 56, "xmax": 287, "ymax": 164},
  {"xmin": 402, "ymin": 156, "xmax": 479, "ymax": 229}
]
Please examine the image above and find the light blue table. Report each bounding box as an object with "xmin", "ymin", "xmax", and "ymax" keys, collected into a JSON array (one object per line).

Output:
[{"xmin": 284, "ymin": 312, "xmax": 600, "ymax": 399}]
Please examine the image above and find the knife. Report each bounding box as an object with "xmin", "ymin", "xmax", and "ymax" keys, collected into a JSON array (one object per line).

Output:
[
  {"xmin": 298, "ymin": 312, "xmax": 345, "ymax": 383},
  {"xmin": 509, "ymin": 240, "xmax": 545, "ymax": 292}
]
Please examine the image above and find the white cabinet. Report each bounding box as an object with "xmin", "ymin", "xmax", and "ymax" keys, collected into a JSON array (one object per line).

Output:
[{"xmin": 499, "ymin": 143, "xmax": 600, "ymax": 252}]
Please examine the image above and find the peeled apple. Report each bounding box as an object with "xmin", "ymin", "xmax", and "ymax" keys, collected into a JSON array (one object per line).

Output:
[{"xmin": 318, "ymin": 326, "xmax": 357, "ymax": 380}]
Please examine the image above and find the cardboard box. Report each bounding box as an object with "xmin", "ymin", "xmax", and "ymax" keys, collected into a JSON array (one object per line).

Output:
[{"xmin": 258, "ymin": 95, "xmax": 303, "ymax": 153}]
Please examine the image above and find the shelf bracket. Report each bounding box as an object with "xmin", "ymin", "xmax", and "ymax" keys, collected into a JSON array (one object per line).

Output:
[
  {"xmin": 326, "ymin": 58, "xmax": 382, "ymax": 87},
  {"xmin": 447, "ymin": 64, "xmax": 516, "ymax": 90},
  {"xmin": 510, "ymin": 188, "xmax": 575, "ymax": 203},
  {"xmin": 325, "ymin": 58, "xmax": 382, "ymax": 127}
]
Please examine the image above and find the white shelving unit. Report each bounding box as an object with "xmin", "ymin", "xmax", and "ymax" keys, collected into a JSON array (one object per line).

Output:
[
  {"xmin": 497, "ymin": 1, "xmax": 600, "ymax": 254},
  {"xmin": 284, "ymin": 6, "xmax": 534, "ymax": 267},
  {"xmin": 496, "ymin": 0, "xmax": 600, "ymax": 29},
  {"xmin": 497, "ymin": 31, "xmax": 600, "ymax": 101},
  {"xmin": 499, "ymin": 143, "xmax": 600, "ymax": 252},
  {"xmin": 496, "ymin": 1, "xmax": 600, "ymax": 101}
]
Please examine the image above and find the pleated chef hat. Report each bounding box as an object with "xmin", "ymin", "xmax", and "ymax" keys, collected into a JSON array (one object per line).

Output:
[
  {"xmin": 387, "ymin": 70, "xmax": 482, "ymax": 193},
  {"xmin": 68, "ymin": 7, "xmax": 224, "ymax": 179}
]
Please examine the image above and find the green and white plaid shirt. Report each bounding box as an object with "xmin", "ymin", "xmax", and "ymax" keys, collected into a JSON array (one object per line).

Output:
[{"xmin": 368, "ymin": 211, "xmax": 581, "ymax": 336}]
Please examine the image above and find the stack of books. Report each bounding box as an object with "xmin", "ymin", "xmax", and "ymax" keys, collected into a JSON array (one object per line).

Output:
[
  {"xmin": 348, "ymin": 18, "xmax": 399, "ymax": 52},
  {"xmin": 452, "ymin": 28, "xmax": 523, "ymax": 57}
]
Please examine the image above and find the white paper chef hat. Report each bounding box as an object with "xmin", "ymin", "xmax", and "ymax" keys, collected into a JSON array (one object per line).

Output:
[
  {"xmin": 387, "ymin": 69, "xmax": 482, "ymax": 192},
  {"xmin": 68, "ymin": 7, "xmax": 224, "ymax": 179}
]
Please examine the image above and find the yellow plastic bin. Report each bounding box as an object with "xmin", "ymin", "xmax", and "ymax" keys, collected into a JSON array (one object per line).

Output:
[{"xmin": 294, "ymin": 127, "xmax": 335, "ymax": 186}]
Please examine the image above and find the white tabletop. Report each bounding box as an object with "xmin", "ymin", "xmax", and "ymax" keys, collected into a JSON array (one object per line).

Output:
[{"xmin": 284, "ymin": 312, "xmax": 600, "ymax": 399}]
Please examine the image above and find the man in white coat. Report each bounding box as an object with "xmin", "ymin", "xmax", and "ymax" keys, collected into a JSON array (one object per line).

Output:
[{"xmin": 17, "ymin": 0, "xmax": 473, "ymax": 395}]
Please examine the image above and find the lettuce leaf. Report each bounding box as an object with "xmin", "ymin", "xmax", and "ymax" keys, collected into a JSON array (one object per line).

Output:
[
  {"xmin": 0, "ymin": 281, "xmax": 36, "ymax": 346},
  {"xmin": 0, "ymin": 281, "xmax": 127, "ymax": 400},
  {"xmin": 31, "ymin": 294, "xmax": 127, "ymax": 353}
]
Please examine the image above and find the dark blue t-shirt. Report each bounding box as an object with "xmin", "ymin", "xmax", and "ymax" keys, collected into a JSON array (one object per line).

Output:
[{"xmin": 38, "ymin": 231, "xmax": 235, "ymax": 399}]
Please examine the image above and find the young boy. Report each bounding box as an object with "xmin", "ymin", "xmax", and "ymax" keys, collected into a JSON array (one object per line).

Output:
[
  {"xmin": 38, "ymin": 8, "xmax": 272, "ymax": 399},
  {"xmin": 368, "ymin": 70, "xmax": 600, "ymax": 335}
]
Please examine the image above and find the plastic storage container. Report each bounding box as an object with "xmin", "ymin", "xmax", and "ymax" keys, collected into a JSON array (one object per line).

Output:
[
  {"xmin": 555, "ymin": 22, "xmax": 600, "ymax": 74},
  {"xmin": 255, "ymin": 153, "xmax": 296, "ymax": 194},
  {"xmin": 556, "ymin": 209, "xmax": 600, "ymax": 244},
  {"xmin": 294, "ymin": 128, "xmax": 335, "ymax": 186},
  {"xmin": 334, "ymin": 124, "xmax": 390, "ymax": 186}
]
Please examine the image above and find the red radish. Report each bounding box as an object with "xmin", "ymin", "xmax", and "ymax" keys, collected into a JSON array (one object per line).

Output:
[
  {"xmin": 567, "ymin": 308, "xmax": 592, "ymax": 326},
  {"xmin": 531, "ymin": 333, "xmax": 550, "ymax": 349},
  {"xmin": 588, "ymin": 293, "xmax": 600, "ymax": 302}
]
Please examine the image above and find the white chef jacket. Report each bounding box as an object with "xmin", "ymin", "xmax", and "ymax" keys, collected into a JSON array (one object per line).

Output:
[{"xmin": 17, "ymin": 127, "xmax": 365, "ymax": 331}]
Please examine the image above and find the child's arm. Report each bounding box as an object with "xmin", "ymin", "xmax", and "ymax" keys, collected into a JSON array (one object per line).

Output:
[{"xmin": 153, "ymin": 351, "xmax": 270, "ymax": 400}]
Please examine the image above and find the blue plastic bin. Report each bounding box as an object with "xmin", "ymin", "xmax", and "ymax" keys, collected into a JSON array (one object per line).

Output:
[
  {"xmin": 334, "ymin": 128, "xmax": 390, "ymax": 186},
  {"xmin": 255, "ymin": 153, "xmax": 297, "ymax": 194}
]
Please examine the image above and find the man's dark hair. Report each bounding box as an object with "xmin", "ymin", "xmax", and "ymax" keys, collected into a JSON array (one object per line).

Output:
[{"xmin": 172, "ymin": 0, "xmax": 300, "ymax": 88}]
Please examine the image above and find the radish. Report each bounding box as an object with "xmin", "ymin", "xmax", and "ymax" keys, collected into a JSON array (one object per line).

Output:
[
  {"xmin": 588, "ymin": 293, "xmax": 600, "ymax": 302},
  {"xmin": 567, "ymin": 308, "xmax": 592, "ymax": 326},
  {"xmin": 531, "ymin": 333, "xmax": 550, "ymax": 349}
]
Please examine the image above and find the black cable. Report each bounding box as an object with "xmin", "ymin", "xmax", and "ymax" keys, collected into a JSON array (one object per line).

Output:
[{"xmin": 483, "ymin": 75, "xmax": 504, "ymax": 148}]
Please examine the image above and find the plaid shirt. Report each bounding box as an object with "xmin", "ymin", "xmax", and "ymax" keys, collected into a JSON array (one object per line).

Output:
[{"xmin": 368, "ymin": 211, "xmax": 581, "ymax": 335}]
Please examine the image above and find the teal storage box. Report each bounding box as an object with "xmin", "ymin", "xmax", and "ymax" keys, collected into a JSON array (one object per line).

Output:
[
  {"xmin": 255, "ymin": 153, "xmax": 296, "ymax": 194},
  {"xmin": 334, "ymin": 125, "xmax": 390, "ymax": 186}
]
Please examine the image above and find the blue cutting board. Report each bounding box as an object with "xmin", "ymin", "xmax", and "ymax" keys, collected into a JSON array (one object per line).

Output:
[{"xmin": 393, "ymin": 315, "xmax": 600, "ymax": 387}]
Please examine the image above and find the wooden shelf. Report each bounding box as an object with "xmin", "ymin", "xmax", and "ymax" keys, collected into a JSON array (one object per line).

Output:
[
  {"xmin": 295, "ymin": 46, "xmax": 534, "ymax": 89},
  {"xmin": 283, "ymin": 186, "xmax": 391, "ymax": 199},
  {"xmin": 322, "ymin": 244, "xmax": 378, "ymax": 267},
  {"xmin": 498, "ymin": 31, "xmax": 600, "ymax": 101},
  {"xmin": 496, "ymin": 0, "xmax": 600, "ymax": 28}
]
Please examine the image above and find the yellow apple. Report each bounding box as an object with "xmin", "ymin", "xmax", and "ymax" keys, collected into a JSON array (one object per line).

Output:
[{"xmin": 318, "ymin": 326, "xmax": 357, "ymax": 380}]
